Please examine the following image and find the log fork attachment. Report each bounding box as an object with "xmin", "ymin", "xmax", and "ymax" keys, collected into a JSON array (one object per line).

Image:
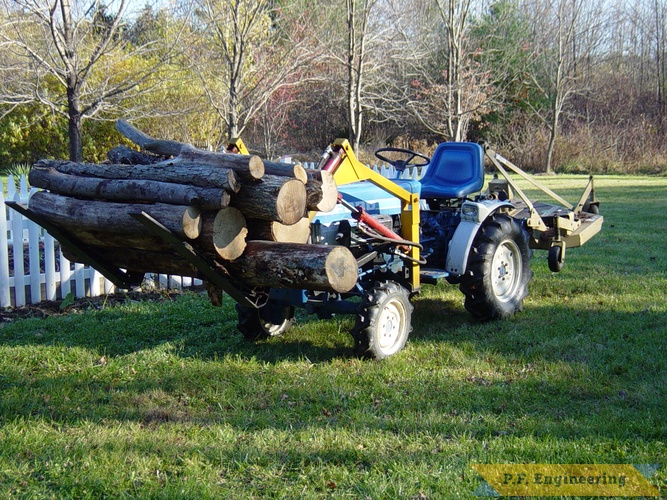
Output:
[
  {"xmin": 7, "ymin": 201, "xmax": 261, "ymax": 309},
  {"xmin": 6, "ymin": 201, "xmax": 145, "ymax": 290}
]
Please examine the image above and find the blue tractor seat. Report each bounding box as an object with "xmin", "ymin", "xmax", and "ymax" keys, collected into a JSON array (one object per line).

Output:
[{"xmin": 419, "ymin": 142, "xmax": 484, "ymax": 199}]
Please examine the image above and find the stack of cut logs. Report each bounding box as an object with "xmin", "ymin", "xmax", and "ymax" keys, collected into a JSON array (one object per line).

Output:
[{"xmin": 27, "ymin": 120, "xmax": 359, "ymax": 293}]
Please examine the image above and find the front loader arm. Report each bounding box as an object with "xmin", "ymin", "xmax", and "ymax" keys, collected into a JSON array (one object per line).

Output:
[
  {"xmin": 322, "ymin": 139, "xmax": 422, "ymax": 290},
  {"xmin": 226, "ymin": 137, "xmax": 250, "ymax": 155}
]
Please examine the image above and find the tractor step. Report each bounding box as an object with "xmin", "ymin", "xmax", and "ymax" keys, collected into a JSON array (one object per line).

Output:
[{"xmin": 420, "ymin": 268, "xmax": 450, "ymax": 285}]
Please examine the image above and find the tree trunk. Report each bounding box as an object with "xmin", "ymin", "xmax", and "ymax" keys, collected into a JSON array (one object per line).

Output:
[
  {"xmin": 67, "ymin": 87, "xmax": 83, "ymax": 162},
  {"xmin": 116, "ymin": 120, "xmax": 263, "ymax": 181},
  {"xmin": 246, "ymin": 217, "xmax": 311, "ymax": 243},
  {"xmin": 29, "ymin": 164, "xmax": 231, "ymax": 210},
  {"xmin": 232, "ymin": 175, "xmax": 307, "ymax": 225},
  {"xmin": 29, "ymin": 191, "xmax": 202, "ymax": 240},
  {"xmin": 545, "ymin": 97, "xmax": 561, "ymax": 174},
  {"xmin": 62, "ymin": 228, "xmax": 168, "ymax": 251},
  {"xmin": 107, "ymin": 145, "xmax": 166, "ymax": 165},
  {"xmin": 44, "ymin": 159, "xmax": 240, "ymax": 193},
  {"xmin": 225, "ymin": 241, "xmax": 358, "ymax": 293}
]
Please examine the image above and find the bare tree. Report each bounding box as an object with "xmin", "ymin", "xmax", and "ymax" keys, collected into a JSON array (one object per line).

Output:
[
  {"xmin": 189, "ymin": 0, "xmax": 323, "ymax": 145},
  {"xmin": 0, "ymin": 0, "xmax": 187, "ymax": 161},
  {"xmin": 400, "ymin": 0, "xmax": 499, "ymax": 142},
  {"xmin": 344, "ymin": 0, "xmax": 377, "ymax": 151},
  {"xmin": 523, "ymin": 0, "xmax": 606, "ymax": 172},
  {"xmin": 436, "ymin": 0, "xmax": 476, "ymax": 141},
  {"xmin": 312, "ymin": 0, "xmax": 417, "ymax": 151}
]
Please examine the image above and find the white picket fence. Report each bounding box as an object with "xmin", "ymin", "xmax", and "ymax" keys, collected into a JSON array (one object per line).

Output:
[
  {"xmin": 1, "ymin": 175, "xmax": 202, "ymax": 308},
  {"xmin": 301, "ymin": 161, "xmax": 426, "ymax": 181}
]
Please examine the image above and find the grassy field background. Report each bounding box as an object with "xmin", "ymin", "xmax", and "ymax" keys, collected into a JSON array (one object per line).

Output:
[{"xmin": 1, "ymin": 175, "xmax": 666, "ymax": 498}]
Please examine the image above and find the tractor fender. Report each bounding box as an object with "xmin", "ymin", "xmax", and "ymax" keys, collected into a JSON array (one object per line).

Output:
[{"xmin": 445, "ymin": 199, "xmax": 514, "ymax": 277}]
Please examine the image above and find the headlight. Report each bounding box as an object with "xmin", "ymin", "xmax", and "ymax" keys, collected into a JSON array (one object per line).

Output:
[{"xmin": 461, "ymin": 203, "xmax": 479, "ymax": 221}]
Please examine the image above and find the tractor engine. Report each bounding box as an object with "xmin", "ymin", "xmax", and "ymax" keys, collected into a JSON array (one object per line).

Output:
[{"xmin": 420, "ymin": 208, "xmax": 461, "ymax": 268}]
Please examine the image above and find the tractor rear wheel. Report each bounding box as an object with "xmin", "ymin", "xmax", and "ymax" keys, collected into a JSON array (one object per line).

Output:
[
  {"xmin": 351, "ymin": 281, "xmax": 413, "ymax": 359},
  {"xmin": 459, "ymin": 214, "xmax": 531, "ymax": 320},
  {"xmin": 236, "ymin": 302, "xmax": 295, "ymax": 341}
]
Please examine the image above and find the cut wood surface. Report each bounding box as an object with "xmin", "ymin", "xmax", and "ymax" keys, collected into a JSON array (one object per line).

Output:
[
  {"xmin": 247, "ymin": 217, "xmax": 311, "ymax": 244},
  {"xmin": 198, "ymin": 208, "xmax": 248, "ymax": 261},
  {"xmin": 226, "ymin": 241, "xmax": 358, "ymax": 293},
  {"xmin": 29, "ymin": 191, "xmax": 202, "ymax": 240},
  {"xmin": 306, "ymin": 170, "xmax": 338, "ymax": 212},
  {"xmin": 232, "ymin": 175, "xmax": 306, "ymax": 225},
  {"xmin": 42, "ymin": 159, "xmax": 240, "ymax": 193},
  {"xmin": 29, "ymin": 164, "xmax": 230, "ymax": 210}
]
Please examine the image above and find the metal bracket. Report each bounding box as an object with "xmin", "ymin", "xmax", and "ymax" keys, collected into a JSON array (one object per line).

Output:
[
  {"xmin": 574, "ymin": 175, "xmax": 596, "ymax": 215},
  {"xmin": 5, "ymin": 201, "xmax": 144, "ymax": 289},
  {"xmin": 129, "ymin": 211, "xmax": 258, "ymax": 308},
  {"xmin": 485, "ymin": 152, "xmax": 548, "ymax": 232}
]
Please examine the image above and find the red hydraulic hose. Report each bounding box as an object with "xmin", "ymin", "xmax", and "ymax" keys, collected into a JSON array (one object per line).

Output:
[{"xmin": 337, "ymin": 195, "xmax": 403, "ymax": 242}]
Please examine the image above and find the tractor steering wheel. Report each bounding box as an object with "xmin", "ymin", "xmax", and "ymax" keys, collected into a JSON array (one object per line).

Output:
[{"xmin": 374, "ymin": 147, "xmax": 430, "ymax": 171}]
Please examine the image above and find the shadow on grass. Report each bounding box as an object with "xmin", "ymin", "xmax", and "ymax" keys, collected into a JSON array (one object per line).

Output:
[
  {"xmin": 0, "ymin": 291, "xmax": 468, "ymax": 364},
  {"xmin": 1, "ymin": 291, "xmax": 665, "ymax": 442}
]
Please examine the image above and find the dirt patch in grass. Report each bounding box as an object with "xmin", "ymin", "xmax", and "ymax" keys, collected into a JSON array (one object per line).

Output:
[{"xmin": 0, "ymin": 290, "xmax": 182, "ymax": 323}]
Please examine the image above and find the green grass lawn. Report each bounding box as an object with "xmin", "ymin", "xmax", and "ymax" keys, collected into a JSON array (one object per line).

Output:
[{"xmin": 1, "ymin": 175, "xmax": 666, "ymax": 498}]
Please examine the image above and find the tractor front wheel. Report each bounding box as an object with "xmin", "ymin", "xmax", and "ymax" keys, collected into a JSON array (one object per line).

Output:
[
  {"xmin": 352, "ymin": 281, "xmax": 413, "ymax": 359},
  {"xmin": 236, "ymin": 302, "xmax": 295, "ymax": 341},
  {"xmin": 459, "ymin": 214, "xmax": 532, "ymax": 320},
  {"xmin": 548, "ymin": 245, "xmax": 564, "ymax": 272}
]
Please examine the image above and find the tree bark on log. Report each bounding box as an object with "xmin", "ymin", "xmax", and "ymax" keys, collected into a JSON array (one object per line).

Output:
[
  {"xmin": 29, "ymin": 191, "xmax": 202, "ymax": 240},
  {"xmin": 42, "ymin": 159, "xmax": 240, "ymax": 193},
  {"xmin": 107, "ymin": 145, "xmax": 166, "ymax": 165},
  {"xmin": 30, "ymin": 164, "xmax": 230, "ymax": 210},
  {"xmin": 232, "ymin": 175, "xmax": 307, "ymax": 225},
  {"xmin": 198, "ymin": 207, "xmax": 248, "ymax": 261},
  {"xmin": 262, "ymin": 161, "xmax": 308, "ymax": 183},
  {"xmin": 173, "ymin": 145, "xmax": 265, "ymax": 182},
  {"xmin": 306, "ymin": 170, "xmax": 338, "ymax": 212},
  {"xmin": 225, "ymin": 241, "xmax": 358, "ymax": 293},
  {"xmin": 246, "ymin": 217, "xmax": 311, "ymax": 243},
  {"xmin": 116, "ymin": 119, "xmax": 186, "ymax": 157}
]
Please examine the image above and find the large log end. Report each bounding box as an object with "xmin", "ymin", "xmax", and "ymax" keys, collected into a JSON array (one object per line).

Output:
[
  {"xmin": 276, "ymin": 179, "xmax": 308, "ymax": 225},
  {"xmin": 212, "ymin": 207, "xmax": 248, "ymax": 260},
  {"xmin": 324, "ymin": 245, "xmax": 359, "ymax": 292}
]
